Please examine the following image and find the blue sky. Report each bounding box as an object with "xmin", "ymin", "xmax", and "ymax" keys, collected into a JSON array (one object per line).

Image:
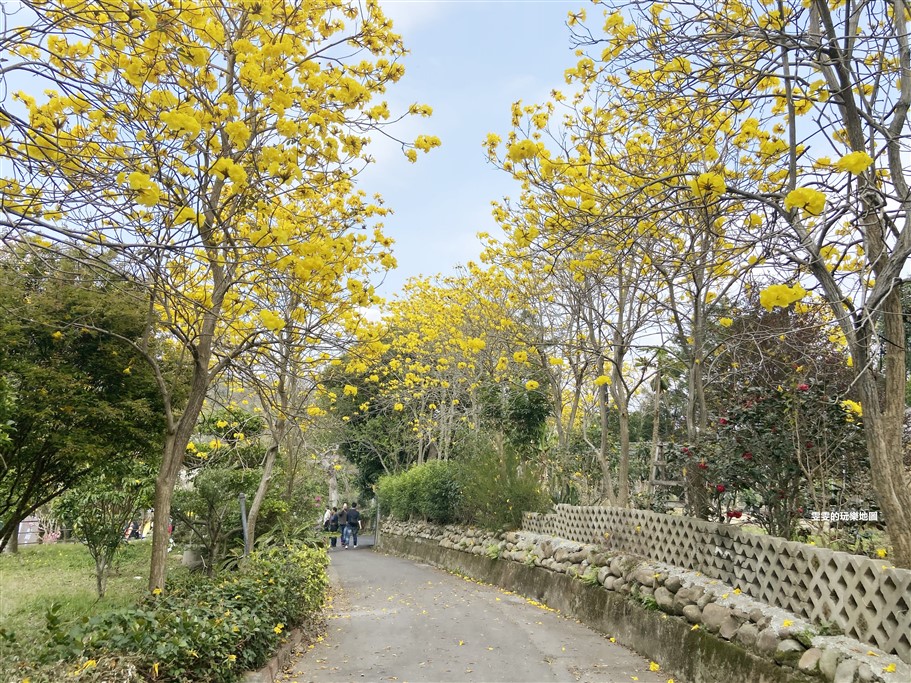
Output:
[{"xmin": 364, "ymin": 0, "xmax": 583, "ymax": 298}]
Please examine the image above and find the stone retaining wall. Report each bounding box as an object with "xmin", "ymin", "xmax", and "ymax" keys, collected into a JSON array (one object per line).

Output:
[
  {"xmin": 380, "ymin": 520, "xmax": 910, "ymax": 683},
  {"xmin": 524, "ymin": 505, "xmax": 911, "ymax": 664}
]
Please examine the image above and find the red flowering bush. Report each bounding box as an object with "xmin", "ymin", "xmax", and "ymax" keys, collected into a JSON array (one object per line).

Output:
[{"xmin": 705, "ymin": 384, "xmax": 865, "ymax": 538}]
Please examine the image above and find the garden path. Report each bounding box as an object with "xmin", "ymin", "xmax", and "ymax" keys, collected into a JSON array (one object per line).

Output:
[{"xmin": 285, "ymin": 543, "xmax": 669, "ymax": 683}]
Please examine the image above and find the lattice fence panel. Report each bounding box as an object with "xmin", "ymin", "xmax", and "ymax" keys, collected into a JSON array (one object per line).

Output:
[{"xmin": 523, "ymin": 505, "xmax": 911, "ymax": 663}]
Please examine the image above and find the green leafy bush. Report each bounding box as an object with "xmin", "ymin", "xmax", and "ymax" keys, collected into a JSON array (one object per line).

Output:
[
  {"xmin": 377, "ymin": 442, "xmax": 549, "ymax": 531},
  {"xmin": 377, "ymin": 461, "xmax": 461, "ymax": 524},
  {"xmin": 32, "ymin": 543, "xmax": 328, "ymax": 683},
  {"xmin": 458, "ymin": 443, "xmax": 550, "ymax": 531},
  {"xmin": 418, "ymin": 460, "xmax": 462, "ymax": 524},
  {"xmin": 171, "ymin": 467, "xmax": 264, "ymax": 573}
]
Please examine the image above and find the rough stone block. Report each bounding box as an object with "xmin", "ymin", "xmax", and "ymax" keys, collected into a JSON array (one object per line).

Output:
[
  {"xmin": 832, "ymin": 659, "xmax": 858, "ymax": 683},
  {"xmin": 591, "ymin": 552, "xmax": 611, "ymax": 567},
  {"xmin": 534, "ymin": 541, "xmax": 554, "ymax": 559},
  {"xmin": 819, "ymin": 647, "xmax": 841, "ymax": 680},
  {"xmin": 683, "ymin": 605, "xmax": 702, "ymax": 624},
  {"xmin": 855, "ymin": 662, "xmax": 875, "ymax": 682},
  {"xmin": 567, "ymin": 550, "xmax": 588, "ymax": 564},
  {"xmin": 632, "ymin": 567, "xmax": 656, "ymax": 587},
  {"xmin": 664, "ymin": 576, "xmax": 683, "ymax": 593},
  {"xmin": 654, "ymin": 586, "xmax": 676, "ymax": 613},
  {"xmin": 673, "ymin": 586, "xmax": 703, "ymax": 611},
  {"xmin": 719, "ymin": 616, "xmax": 741, "ymax": 641},
  {"xmin": 757, "ymin": 627, "xmax": 781, "ymax": 655},
  {"xmin": 797, "ymin": 647, "xmax": 822, "ymax": 673},
  {"xmin": 702, "ymin": 603, "xmax": 732, "ymax": 633},
  {"xmin": 736, "ymin": 623, "xmax": 759, "ymax": 649},
  {"xmin": 774, "ymin": 639, "xmax": 805, "ymax": 666}
]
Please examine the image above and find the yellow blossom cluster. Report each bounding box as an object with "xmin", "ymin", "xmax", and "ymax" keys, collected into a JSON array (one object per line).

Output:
[{"xmin": 759, "ymin": 284, "xmax": 807, "ymax": 311}]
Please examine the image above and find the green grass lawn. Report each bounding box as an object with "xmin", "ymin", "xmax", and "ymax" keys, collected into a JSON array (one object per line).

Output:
[{"xmin": 0, "ymin": 540, "xmax": 184, "ymax": 645}]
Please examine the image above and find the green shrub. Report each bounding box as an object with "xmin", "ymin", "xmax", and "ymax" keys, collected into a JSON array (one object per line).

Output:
[
  {"xmin": 30, "ymin": 543, "xmax": 328, "ymax": 683},
  {"xmin": 458, "ymin": 442, "xmax": 550, "ymax": 531},
  {"xmin": 416, "ymin": 460, "xmax": 462, "ymax": 524},
  {"xmin": 376, "ymin": 474, "xmax": 401, "ymax": 516},
  {"xmin": 377, "ymin": 442, "xmax": 549, "ymax": 531},
  {"xmin": 398, "ymin": 465, "xmax": 428, "ymax": 519},
  {"xmin": 377, "ymin": 461, "xmax": 462, "ymax": 523}
]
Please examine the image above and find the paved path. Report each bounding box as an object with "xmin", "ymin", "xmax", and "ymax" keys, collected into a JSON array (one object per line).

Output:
[{"xmin": 286, "ymin": 543, "xmax": 671, "ymax": 683}]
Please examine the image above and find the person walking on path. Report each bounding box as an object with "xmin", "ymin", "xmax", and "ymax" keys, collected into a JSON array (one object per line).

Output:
[
  {"xmin": 338, "ymin": 503, "xmax": 349, "ymax": 548},
  {"xmin": 347, "ymin": 502, "xmax": 362, "ymax": 548},
  {"xmin": 328, "ymin": 507, "xmax": 339, "ymax": 548},
  {"xmin": 322, "ymin": 506, "xmax": 331, "ymax": 530}
]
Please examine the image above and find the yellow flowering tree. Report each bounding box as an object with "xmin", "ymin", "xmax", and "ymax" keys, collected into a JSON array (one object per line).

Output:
[
  {"xmin": 484, "ymin": 75, "xmax": 755, "ymax": 508},
  {"xmin": 565, "ymin": 0, "xmax": 911, "ymax": 565},
  {"xmin": 0, "ymin": 0, "xmax": 437, "ymax": 588}
]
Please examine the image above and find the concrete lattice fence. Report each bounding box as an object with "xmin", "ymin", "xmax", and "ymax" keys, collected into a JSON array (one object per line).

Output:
[{"xmin": 523, "ymin": 505, "xmax": 911, "ymax": 664}]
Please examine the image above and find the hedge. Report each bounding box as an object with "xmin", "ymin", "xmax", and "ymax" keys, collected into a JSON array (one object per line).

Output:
[
  {"xmin": 377, "ymin": 449, "xmax": 549, "ymax": 530},
  {"xmin": 18, "ymin": 543, "xmax": 328, "ymax": 683}
]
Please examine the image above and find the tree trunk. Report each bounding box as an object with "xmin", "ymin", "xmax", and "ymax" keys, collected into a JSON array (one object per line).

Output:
[
  {"xmin": 598, "ymin": 382, "xmax": 616, "ymax": 504},
  {"xmin": 95, "ymin": 556, "xmax": 108, "ymax": 598},
  {"xmin": 7, "ymin": 523, "xmax": 18, "ymax": 553},
  {"xmin": 246, "ymin": 442, "xmax": 279, "ymax": 548},
  {"xmin": 647, "ymin": 366, "xmax": 662, "ymax": 505},
  {"xmin": 684, "ymin": 353, "xmax": 709, "ymax": 518},
  {"xmin": 149, "ymin": 416, "xmax": 199, "ymax": 591},
  {"xmin": 149, "ymin": 463, "xmax": 176, "ymax": 592},
  {"xmin": 857, "ymin": 288, "xmax": 911, "ymax": 568},
  {"xmin": 617, "ymin": 402, "xmax": 630, "ymax": 507}
]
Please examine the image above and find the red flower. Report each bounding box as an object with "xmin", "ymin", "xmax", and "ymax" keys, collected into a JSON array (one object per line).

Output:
[
  {"xmin": 719, "ymin": 417, "xmax": 729, "ymax": 425},
  {"xmin": 716, "ymin": 484, "xmax": 726, "ymax": 493},
  {"xmin": 742, "ymin": 452, "xmax": 753, "ymax": 461},
  {"xmin": 697, "ymin": 461, "xmax": 708, "ymax": 470},
  {"xmin": 805, "ymin": 442, "xmax": 814, "ymax": 450},
  {"xmin": 797, "ymin": 383, "xmax": 809, "ymax": 391},
  {"xmin": 726, "ymin": 510, "xmax": 742, "ymax": 518},
  {"xmin": 681, "ymin": 446, "xmax": 691, "ymax": 455}
]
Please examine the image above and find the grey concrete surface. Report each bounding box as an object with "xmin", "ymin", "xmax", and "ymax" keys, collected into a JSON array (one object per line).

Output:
[{"xmin": 286, "ymin": 545, "xmax": 670, "ymax": 683}]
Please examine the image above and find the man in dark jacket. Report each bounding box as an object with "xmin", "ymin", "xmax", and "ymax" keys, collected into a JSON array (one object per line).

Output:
[
  {"xmin": 347, "ymin": 502, "xmax": 362, "ymax": 548},
  {"xmin": 338, "ymin": 503, "xmax": 349, "ymax": 548},
  {"xmin": 328, "ymin": 507, "xmax": 339, "ymax": 547}
]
